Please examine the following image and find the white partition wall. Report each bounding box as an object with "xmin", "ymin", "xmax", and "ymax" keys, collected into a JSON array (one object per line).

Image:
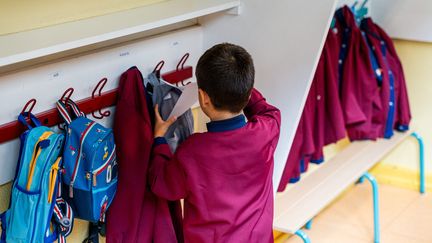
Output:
[
  {"xmin": 370, "ymin": 0, "xmax": 432, "ymax": 42},
  {"xmin": 199, "ymin": 0, "xmax": 338, "ymax": 191}
]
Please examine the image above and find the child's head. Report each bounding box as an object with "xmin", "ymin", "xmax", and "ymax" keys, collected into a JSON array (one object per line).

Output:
[{"xmin": 196, "ymin": 43, "xmax": 254, "ymax": 118}]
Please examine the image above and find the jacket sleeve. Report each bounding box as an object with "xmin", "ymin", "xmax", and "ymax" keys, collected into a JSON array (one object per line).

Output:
[
  {"xmin": 149, "ymin": 138, "xmax": 188, "ymax": 201},
  {"xmin": 243, "ymin": 88, "xmax": 281, "ymax": 130},
  {"xmin": 340, "ymin": 33, "xmax": 369, "ymax": 126},
  {"xmin": 375, "ymin": 24, "xmax": 411, "ymax": 131},
  {"xmin": 395, "ymin": 60, "xmax": 411, "ymax": 131}
]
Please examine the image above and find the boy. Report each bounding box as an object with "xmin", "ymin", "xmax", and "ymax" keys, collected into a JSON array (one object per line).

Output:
[{"xmin": 150, "ymin": 43, "xmax": 281, "ymax": 243}]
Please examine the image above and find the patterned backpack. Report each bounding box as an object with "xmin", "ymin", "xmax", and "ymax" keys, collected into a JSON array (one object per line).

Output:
[
  {"xmin": 0, "ymin": 113, "xmax": 73, "ymax": 243},
  {"xmin": 56, "ymin": 99, "xmax": 117, "ymax": 223}
]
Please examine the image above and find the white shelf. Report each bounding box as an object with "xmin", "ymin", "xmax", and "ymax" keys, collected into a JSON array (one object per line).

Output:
[{"xmin": 0, "ymin": 0, "xmax": 240, "ymax": 71}]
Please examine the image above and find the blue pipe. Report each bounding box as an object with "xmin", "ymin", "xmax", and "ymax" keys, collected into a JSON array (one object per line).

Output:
[
  {"xmin": 360, "ymin": 172, "xmax": 380, "ymax": 243},
  {"xmin": 305, "ymin": 219, "xmax": 313, "ymax": 230},
  {"xmin": 295, "ymin": 229, "xmax": 311, "ymax": 243},
  {"xmin": 411, "ymin": 132, "xmax": 425, "ymax": 194}
]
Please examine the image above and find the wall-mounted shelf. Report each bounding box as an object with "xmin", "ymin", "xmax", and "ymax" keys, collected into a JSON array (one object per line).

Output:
[{"xmin": 0, "ymin": 0, "xmax": 240, "ymax": 73}]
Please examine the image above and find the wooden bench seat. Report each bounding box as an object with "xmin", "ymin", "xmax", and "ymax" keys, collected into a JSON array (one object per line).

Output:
[{"xmin": 274, "ymin": 131, "xmax": 414, "ymax": 235}]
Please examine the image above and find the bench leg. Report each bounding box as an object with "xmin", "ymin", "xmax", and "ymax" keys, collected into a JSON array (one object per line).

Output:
[
  {"xmin": 360, "ymin": 172, "xmax": 380, "ymax": 243},
  {"xmin": 295, "ymin": 229, "xmax": 311, "ymax": 243},
  {"xmin": 411, "ymin": 132, "xmax": 425, "ymax": 194},
  {"xmin": 305, "ymin": 219, "xmax": 313, "ymax": 230}
]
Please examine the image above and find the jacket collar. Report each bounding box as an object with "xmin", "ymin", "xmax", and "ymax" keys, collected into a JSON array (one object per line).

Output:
[{"xmin": 206, "ymin": 114, "xmax": 246, "ymax": 132}]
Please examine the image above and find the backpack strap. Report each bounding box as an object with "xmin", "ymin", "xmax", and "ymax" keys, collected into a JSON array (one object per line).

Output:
[
  {"xmin": 0, "ymin": 212, "xmax": 6, "ymax": 243},
  {"xmin": 52, "ymin": 198, "xmax": 74, "ymax": 243},
  {"xmin": 56, "ymin": 101, "xmax": 73, "ymax": 125},
  {"xmin": 18, "ymin": 112, "xmax": 42, "ymax": 129},
  {"xmin": 83, "ymin": 223, "xmax": 100, "ymax": 243},
  {"xmin": 65, "ymin": 99, "xmax": 85, "ymax": 118},
  {"xmin": 56, "ymin": 99, "xmax": 85, "ymax": 125}
]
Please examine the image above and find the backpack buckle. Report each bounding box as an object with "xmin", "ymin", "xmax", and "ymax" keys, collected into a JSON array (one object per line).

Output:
[{"xmin": 60, "ymin": 218, "xmax": 71, "ymax": 228}]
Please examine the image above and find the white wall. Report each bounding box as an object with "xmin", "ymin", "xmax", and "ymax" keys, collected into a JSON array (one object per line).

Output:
[
  {"xmin": 199, "ymin": 0, "xmax": 338, "ymax": 191},
  {"xmin": 0, "ymin": 26, "xmax": 203, "ymax": 185},
  {"xmin": 337, "ymin": 0, "xmax": 371, "ymax": 8},
  {"xmin": 371, "ymin": 0, "xmax": 432, "ymax": 43}
]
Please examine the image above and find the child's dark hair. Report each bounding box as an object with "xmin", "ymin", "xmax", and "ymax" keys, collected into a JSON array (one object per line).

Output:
[{"xmin": 196, "ymin": 43, "xmax": 255, "ymax": 113}]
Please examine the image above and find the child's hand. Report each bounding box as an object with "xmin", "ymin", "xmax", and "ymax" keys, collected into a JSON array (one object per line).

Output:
[{"xmin": 154, "ymin": 104, "xmax": 177, "ymax": 138}]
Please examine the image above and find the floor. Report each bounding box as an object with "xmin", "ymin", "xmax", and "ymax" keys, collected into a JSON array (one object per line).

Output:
[{"xmin": 274, "ymin": 184, "xmax": 432, "ymax": 243}]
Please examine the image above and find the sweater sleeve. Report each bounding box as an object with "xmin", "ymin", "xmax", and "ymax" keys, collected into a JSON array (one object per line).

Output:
[
  {"xmin": 395, "ymin": 59, "xmax": 411, "ymax": 131},
  {"xmin": 149, "ymin": 138, "xmax": 188, "ymax": 201},
  {"xmin": 243, "ymin": 88, "xmax": 281, "ymax": 129}
]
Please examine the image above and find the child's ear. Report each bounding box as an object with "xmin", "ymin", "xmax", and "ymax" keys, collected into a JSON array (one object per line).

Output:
[{"xmin": 198, "ymin": 89, "xmax": 211, "ymax": 106}]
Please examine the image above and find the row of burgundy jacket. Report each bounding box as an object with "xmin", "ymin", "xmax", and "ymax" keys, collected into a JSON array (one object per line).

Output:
[{"xmin": 278, "ymin": 6, "xmax": 411, "ymax": 192}]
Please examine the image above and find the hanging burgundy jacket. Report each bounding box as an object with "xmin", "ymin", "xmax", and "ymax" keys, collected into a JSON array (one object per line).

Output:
[
  {"xmin": 322, "ymin": 28, "xmax": 346, "ymax": 146},
  {"xmin": 277, "ymin": 28, "xmax": 347, "ymax": 191},
  {"xmin": 277, "ymin": 116, "xmax": 309, "ymax": 192},
  {"xmin": 277, "ymin": 89, "xmax": 315, "ymax": 192},
  {"xmin": 363, "ymin": 19, "xmax": 411, "ymax": 134},
  {"xmin": 310, "ymin": 30, "xmax": 346, "ymax": 164},
  {"xmin": 106, "ymin": 66, "xmax": 182, "ymax": 243},
  {"xmin": 336, "ymin": 6, "xmax": 379, "ymax": 140}
]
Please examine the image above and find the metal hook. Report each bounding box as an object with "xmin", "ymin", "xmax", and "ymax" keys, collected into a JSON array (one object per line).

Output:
[
  {"xmin": 92, "ymin": 78, "xmax": 107, "ymax": 98},
  {"xmin": 58, "ymin": 88, "xmax": 74, "ymax": 130},
  {"xmin": 91, "ymin": 78, "xmax": 111, "ymax": 119},
  {"xmin": 60, "ymin": 88, "xmax": 74, "ymax": 103},
  {"xmin": 360, "ymin": 0, "xmax": 368, "ymax": 9},
  {"xmin": 178, "ymin": 53, "xmax": 191, "ymax": 86},
  {"xmin": 153, "ymin": 60, "xmax": 165, "ymax": 78},
  {"xmin": 21, "ymin": 98, "xmax": 37, "ymax": 120},
  {"xmin": 181, "ymin": 80, "xmax": 192, "ymax": 86},
  {"xmin": 176, "ymin": 53, "xmax": 190, "ymax": 71}
]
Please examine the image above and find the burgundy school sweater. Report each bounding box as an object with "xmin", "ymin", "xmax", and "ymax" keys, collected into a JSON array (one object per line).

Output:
[{"xmin": 149, "ymin": 88, "xmax": 281, "ymax": 243}]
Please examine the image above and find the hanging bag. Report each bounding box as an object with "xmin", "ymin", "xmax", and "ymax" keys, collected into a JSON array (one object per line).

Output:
[
  {"xmin": 0, "ymin": 112, "xmax": 73, "ymax": 243},
  {"xmin": 56, "ymin": 99, "xmax": 117, "ymax": 223}
]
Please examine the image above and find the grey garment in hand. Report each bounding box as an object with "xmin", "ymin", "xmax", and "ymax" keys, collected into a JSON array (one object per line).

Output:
[{"xmin": 145, "ymin": 72, "xmax": 194, "ymax": 152}]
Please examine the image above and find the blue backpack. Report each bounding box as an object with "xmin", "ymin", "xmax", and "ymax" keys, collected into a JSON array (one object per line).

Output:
[
  {"xmin": 0, "ymin": 113, "xmax": 74, "ymax": 243},
  {"xmin": 56, "ymin": 99, "xmax": 117, "ymax": 223}
]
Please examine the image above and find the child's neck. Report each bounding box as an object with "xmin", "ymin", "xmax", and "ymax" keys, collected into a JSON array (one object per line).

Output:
[{"xmin": 209, "ymin": 111, "xmax": 242, "ymax": 122}]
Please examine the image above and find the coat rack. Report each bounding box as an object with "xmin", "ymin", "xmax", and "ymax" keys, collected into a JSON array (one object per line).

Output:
[{"xmin": 0, "ymin": 53, "xmax": 193, "ymax": 144}]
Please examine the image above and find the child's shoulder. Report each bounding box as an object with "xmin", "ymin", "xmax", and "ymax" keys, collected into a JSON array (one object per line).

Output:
[
  {"xmin": 175, "ymin": 132, "xmax": 209, "ymax": 154},
  {"xmin": 179, "ymin": 132, "xmax": 206, "ymax": 146}
]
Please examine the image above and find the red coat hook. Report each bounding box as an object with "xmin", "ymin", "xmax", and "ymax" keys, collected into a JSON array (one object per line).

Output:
[
  {"xmin": 58, "ymin": 88, "xmax": 74, "ymax": 130},
  {"xmin": 176, "ymin": 53, "xmax": 189, "ymax": 71},
  {"xmin": 60, "ymin": 88, "xmax": 74, "ymax": 102},
  {"xmin": 178, "ymin": 53, "xmax": 192, "ymax": 86},
  {"xmin": 161, "ymin": 53, "xmax": 193, "ymax": 86},
  {"xmin": 21, "ymin": 98, "xmax": 37, "ymax": 120},
  {"xmin": 91, "ymin": 78, "xmax": 111, "ymax": 119},
  {"xmin": 153, "ymin": 60, "xmax": 165, "ymax": 78}
]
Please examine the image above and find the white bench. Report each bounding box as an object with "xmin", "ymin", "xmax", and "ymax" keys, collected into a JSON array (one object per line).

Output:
[{"xmin": 274, "ymin": 131, "xmax": 425, "ymax": 243}]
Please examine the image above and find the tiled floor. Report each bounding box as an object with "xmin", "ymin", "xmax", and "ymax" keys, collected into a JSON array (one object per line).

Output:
[{"xmin": 275, "ymin": 184, "xmax": 432, "ymax": 243}]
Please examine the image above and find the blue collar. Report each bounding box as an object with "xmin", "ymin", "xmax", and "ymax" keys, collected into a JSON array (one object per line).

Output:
[{"xmin": 206, "ymin": 114, "xmax": 246, "ymax": 132}]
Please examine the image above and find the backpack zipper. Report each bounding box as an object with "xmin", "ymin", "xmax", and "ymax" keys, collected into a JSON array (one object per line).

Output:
[
  {"xmin": 92, "ymin": 145, "xmax": 116, "ymax": 187},
  {"xmin": 69, "ymin": 121, "xmax": 96, "ymax": 198},
  {"xmin": 48, "ymin": 157, "xmax": 61, "ymax": 203},
  {"xmin": 26, "ymin": 131, "xmax": 53, "ymax": 190}
]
